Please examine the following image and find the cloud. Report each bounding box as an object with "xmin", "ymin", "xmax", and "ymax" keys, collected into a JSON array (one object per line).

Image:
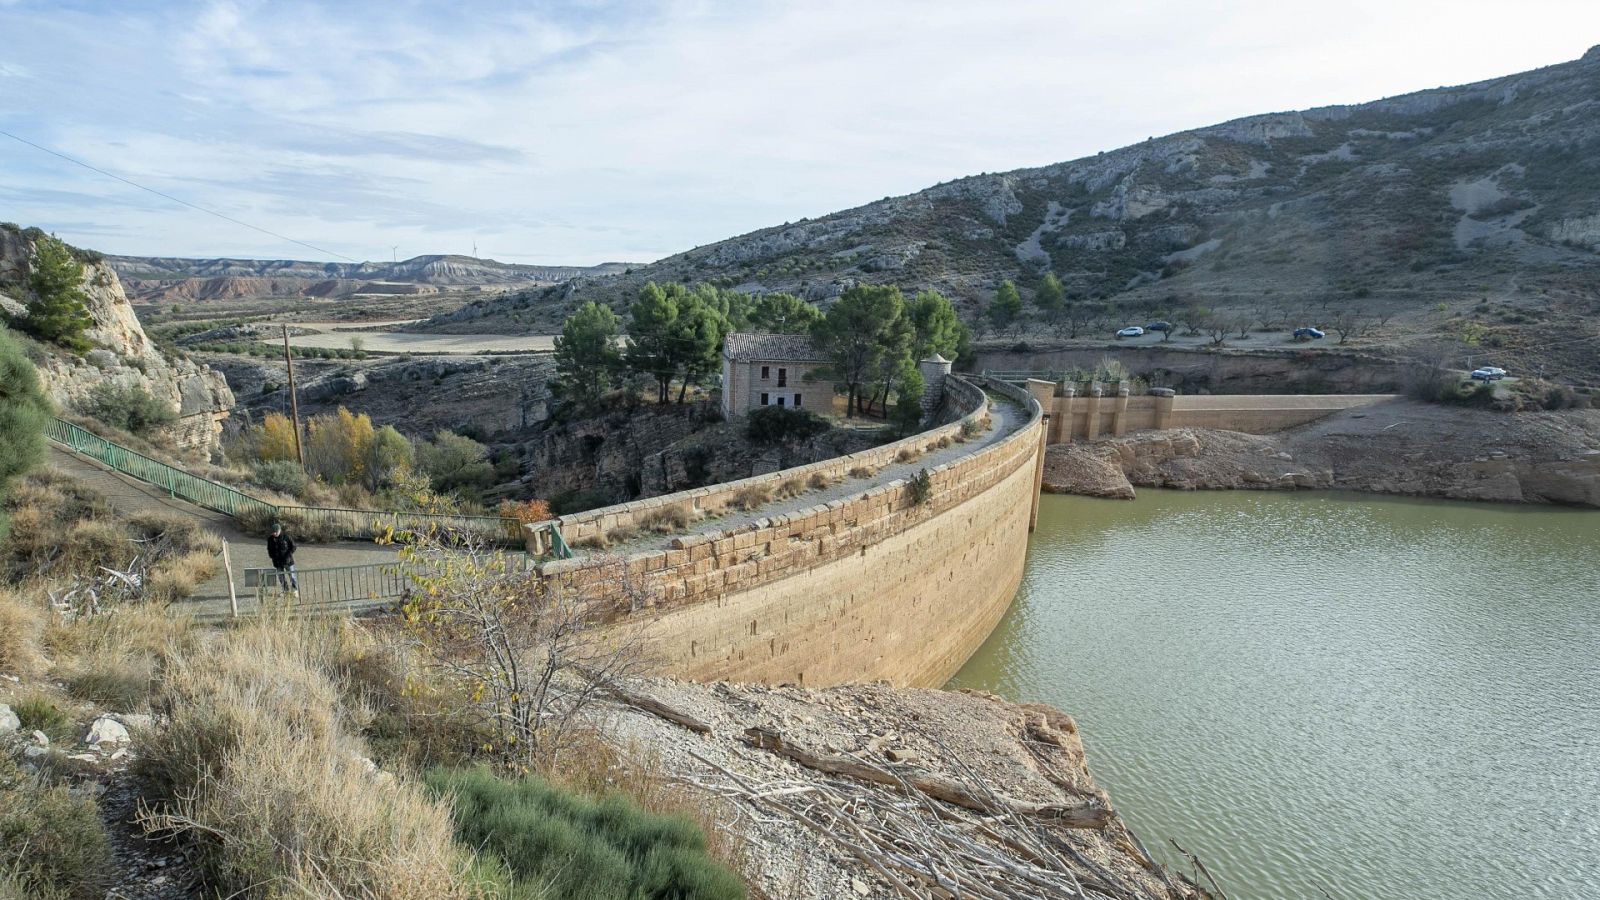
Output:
[{"xmin": 1, "ymin": 0, "xmax": 1598, "ymax": 263}]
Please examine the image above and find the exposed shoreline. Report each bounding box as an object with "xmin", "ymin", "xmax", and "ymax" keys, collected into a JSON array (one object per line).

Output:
[{"xmin": 1040, "ymin": 399, "xmax": 1600, "ymax": 508}]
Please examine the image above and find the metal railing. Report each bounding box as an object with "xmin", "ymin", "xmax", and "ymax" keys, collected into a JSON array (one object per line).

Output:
[
  {"xmin": 46, "ymin": 417, "xmax": 543, "ymax": 549},
  {"xmin": 45, "ymin": 418, "xmax": 278, "ymax": 518},
  {"xmin": 244, "ymin": 563, "xmax": 408, "ymax": 605}
]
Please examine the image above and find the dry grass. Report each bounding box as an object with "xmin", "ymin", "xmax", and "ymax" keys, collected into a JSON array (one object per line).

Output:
[
  {"xmin": 0, "ymin": 587, "xmax": 49, "ymax": 678},
  {"xmin": 807, "ymin": 471, "xmax": 837, "ymax": 491},
  {"xmin": 774, "ymin": 477, "xmax": 807, "ymax": 500},
  {"xmin": 731, "ymin": 483, "xmax": 774, "ymax": 511},
  {"xmin": 847, "ymin": 465, "xmax": 878, "ymax": 479},
  {"xmin": 895, "ymin": 447, "xmax": 922, "ymax": 464},
  {"xmin": 50, "ymin": 606, "xmax": 196, "ymax": 713},
  {"xmin": 144, "ymin": 550, "xmax": 220, "ymax": 604},
  {"xmin": 137, "ymin": 617, "xmax": 468, "ymax": 899},
  {"xmin": 638, "ymin": 503, "xmax": 694, "ymax": 534},
  {"xmin": 572, "ymin": 531, "xmax": 609, "ymax": 550},
  {"xmin": 936, "ymin": 435, "xmax": 954, "ymax": 450}
]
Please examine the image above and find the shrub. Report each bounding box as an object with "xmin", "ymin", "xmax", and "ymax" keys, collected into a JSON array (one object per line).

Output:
[
  {"xmin": 426, "ymin": 767, "xmax": 745, "ymax": 900},
  {"xmin": 638, "ymin": 504, "xmax": 693, "ymax": 534},
  {"xmin": 908, "ymin": 468, "xmax": 933, "ymax": 506},
  {"xmin": 136, "ymin": 620, "xmax": 465, "ymax": 899},
  {"xmin": 895, "ymin": 446, "xmax": 922, "ymax": 464},
  {"xmin": 731, "ymin": 483, "xmax": 773, "ymax": 511},
  {"xmin": 417, "ymin": 430, "xmax": 495, "ymax": 495},
  {"xmin": 0, "ymin": 759, "xmax": 112, "ymax": 900},
  {"xmin": 77, "ymin": 383, "xmax": 175, "ymax": 436},
  {"xmin": 774, "ymin": 477, "xmax": 806, "ymax": 499},
  {"xmin": 847, "ymin": 465, "xmax": 877, "ymax": 479},
  {"xmin": 250, "ymin": 459, "xmax": 308, "ymax": 496},
  {"xmin": 0, "ymin": 587, "xmax": 48, "ymax": 677},
  {"xmin": 0, "ymin": 327, "xmax": 50, "ymax": 545},
  {"xmin": 11, "ymin": 694, "xmax": 71, "ymax": 743},
  {"xmin": 304, "ymin": 407, "xmax": 377, "ymax": 485},
  {"xmin": 807, "ymin": 471, "xmax": 837, "ymax": 490},
  {"xmin": 499, "ymin": 498, "xmax": 554, "ymax": 526},
  {"xmin": 745, "ymin": 406, "xmax": 830, "ymax": 445}
]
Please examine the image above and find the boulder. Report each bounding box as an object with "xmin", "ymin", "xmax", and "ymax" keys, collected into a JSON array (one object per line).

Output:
[
  {"xmin": 84, "ymin": 715, "xmax": 131, "ymax": 748},
  {"xmin": 0, "ymin": 703, "xmax": 18, "ymax": 736}
]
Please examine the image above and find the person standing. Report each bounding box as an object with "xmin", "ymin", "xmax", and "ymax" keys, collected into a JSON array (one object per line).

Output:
[{"xmin": 266, "ymin": 521, "xmax": 299, "ymax": 597}]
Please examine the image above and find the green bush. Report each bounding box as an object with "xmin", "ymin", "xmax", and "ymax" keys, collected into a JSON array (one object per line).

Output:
[
  {"xmin": 11, "ymin": 694, "xmax": 71, "ymax": 743},
  {"xmin": 0, "ymin": 327, "xmax": 50, "ymax": 545},
  {"xmin": 426, "ymin": 767, "xmax": 745, "ymax": 900},
  {"xmin": 251, "ymin": 459, "xmax": 309, "ymax": 496},
  {"xmin": 416, "ymin": 430, "xmax": 495, "ymax": 495},
  {"xmin": 77, "ymin": 382, "xmax": 175, "ymax": 435},
  {"xmin": 745, "ymin": 405, "xmax": 830, "ymax": 445},
  {"xmin": 0, "ymin": 759, "xmax": 112, "ymax": 900}
]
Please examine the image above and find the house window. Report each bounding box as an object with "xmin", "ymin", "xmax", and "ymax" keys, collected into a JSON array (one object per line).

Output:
[
  {"xmin": 777, "ymin": 395, "xmax": 786, "ymax": 407},
  {"xmin": 761, "ymin": 366, "xmax": 769, "ymax": 379},
  {"xmin": 793, "ymin": 393, "xmax": 802, "ymax": 408},
  {"xmin": 777, "ymin": 367, "xmax": 787, "ymax": 387},
  {"xmin": 760, "ymin": 392, "xmax": 769, "ymax": 406}
]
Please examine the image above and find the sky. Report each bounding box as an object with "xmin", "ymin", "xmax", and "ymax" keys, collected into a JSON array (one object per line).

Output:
[{"xmin": 1, "ymin": 1, "xmax": 1597, "ymax": 266}]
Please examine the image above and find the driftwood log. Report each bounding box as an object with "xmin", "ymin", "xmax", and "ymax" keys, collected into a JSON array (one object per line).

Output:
[
  {"xmin": 600, "ymin": 681, "xmax": 713, "ymax": 734},
  {"xmin": 740, "ymin": 726, "xmax": 1111, "ymax": 828}
]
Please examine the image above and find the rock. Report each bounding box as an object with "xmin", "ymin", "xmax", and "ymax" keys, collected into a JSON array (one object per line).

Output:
[
  {"xmin": 23, "ymin": 744, "xmax": 50, "ymax": 760},
  {"xmin": 851, "ymin": 877, "xmax": 871, "ymax": 896},
  {"xmin": 0, "ymin": 703, "xmax": 18, "ymax": 736},
  {"xmin": 85, "ymin": 348, "xmax": 119, "ymax": 369},
  {"xmin": 85, "ymin": 715, "xmax": 131, "ymax": 748},
  {"xmin": 31, "ymin": 729, "xmax": 49, "ymax": 746},
  {"xmin": 117, "ymin": 713, "xmax": 154, "ymax": 731}
]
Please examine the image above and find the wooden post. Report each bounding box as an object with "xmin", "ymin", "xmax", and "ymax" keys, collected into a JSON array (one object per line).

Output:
[
  {"xmin": 221, "ymin": 541, "xmax": 239, "ymax": 619},
  {"xmin": 282, "ymin": 325, "xmax": 305, "ymax": 467}
]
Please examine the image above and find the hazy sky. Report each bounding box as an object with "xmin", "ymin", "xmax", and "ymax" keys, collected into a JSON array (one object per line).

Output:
[{"xmin": 1, "ymin": 1, "xmax": 1596, "ymax": 265}]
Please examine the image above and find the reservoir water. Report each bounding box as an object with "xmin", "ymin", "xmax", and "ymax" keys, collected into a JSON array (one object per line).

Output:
[{"xmin": 948, "ymin": 491, "xmax": 1600, "ymax": 900}]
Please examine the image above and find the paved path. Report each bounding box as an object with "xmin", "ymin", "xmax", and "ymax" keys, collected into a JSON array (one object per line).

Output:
[
  {"xmin": 603, "ymin": 391, "xmax": 1028, "ymax": 557},
  {"xmin": 46, "ymin": 447, "xmax": 399, "ymax": 618}
]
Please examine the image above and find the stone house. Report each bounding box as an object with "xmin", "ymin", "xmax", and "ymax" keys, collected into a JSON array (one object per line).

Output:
[{"xmin": 719, "ymin": 332, "xmax": 832, "ymax": 419}]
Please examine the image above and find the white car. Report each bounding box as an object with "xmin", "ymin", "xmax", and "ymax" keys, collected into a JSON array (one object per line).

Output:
[
  {"xmin": 1470, "ymin": 366, "xmax": 1508, "ymax": 381},
  {"xmin": 1115, "ymin": 326, "xmax": 1145, "ymax": 338}
]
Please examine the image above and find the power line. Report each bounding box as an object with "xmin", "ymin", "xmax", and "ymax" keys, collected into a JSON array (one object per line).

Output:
[{"xmin": 0, "ymin": 128, "xmax": 358, "ymax": 262}]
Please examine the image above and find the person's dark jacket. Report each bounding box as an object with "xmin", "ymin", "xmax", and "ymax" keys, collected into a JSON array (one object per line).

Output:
[{"xmin": 267, "ymin": 533, "xmax": 296, "ymax": 569}]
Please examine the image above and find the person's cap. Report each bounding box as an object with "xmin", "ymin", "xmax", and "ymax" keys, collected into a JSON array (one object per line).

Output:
[{"xmin": 271, "ymin": 521, "xmax": 282, "ymax": 531}]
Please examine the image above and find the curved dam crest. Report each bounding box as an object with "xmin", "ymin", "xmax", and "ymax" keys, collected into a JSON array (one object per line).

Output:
[{"xmin": 538, "ymin": 376, "xmax": 1046, "ymax": 688}]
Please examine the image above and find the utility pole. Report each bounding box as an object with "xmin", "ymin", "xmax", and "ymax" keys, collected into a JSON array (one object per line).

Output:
[
  {"xmin": 391, "ymin": 245, "xmax": 398, "ymax": 263},
  {"xmin": 282, "ymin": 325, "xmax": 305, "ymax": 467}
]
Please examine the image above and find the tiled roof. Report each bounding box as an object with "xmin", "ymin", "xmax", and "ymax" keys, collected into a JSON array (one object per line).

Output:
[{"xmin": 723, "ymin": 332, "xmax": 827, "ymax": 362}]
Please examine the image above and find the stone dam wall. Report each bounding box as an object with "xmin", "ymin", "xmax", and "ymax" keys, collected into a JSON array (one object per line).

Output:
[
  {"xmin": 1033, "ymin": 384, "xmax": 1395, "ymax": 444},
  {"xmin": 541, "ymin": 376, "xmax": 1045, "ymax": 689}
]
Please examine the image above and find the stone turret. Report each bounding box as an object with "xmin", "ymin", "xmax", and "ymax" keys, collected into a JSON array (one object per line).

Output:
[
  {"xmin": 0, "ymin": 225, "xmax": 234, "ymax": 457},
  {"xmin": 918, "ymin": 353, "xmax": 952, "ymax": 417}
]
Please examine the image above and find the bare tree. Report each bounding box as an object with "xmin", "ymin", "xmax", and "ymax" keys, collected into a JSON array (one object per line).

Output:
[
  {"xmin": 395, "ymin": 536, "xmax": 652, "ymax": 770},
  {"xmin": 1204, "ymin": 317, "xmax": 1231, "ymax": 346}
]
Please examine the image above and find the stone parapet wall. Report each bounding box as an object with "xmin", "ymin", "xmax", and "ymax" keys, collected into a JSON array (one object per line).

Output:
[
  {"xmin": 541, "ymin": 375, "xmax": 1044, "ymax": 688},
  {"xmin": 556, "ymin": 375, "xmax": 991, "ymax": 544}
]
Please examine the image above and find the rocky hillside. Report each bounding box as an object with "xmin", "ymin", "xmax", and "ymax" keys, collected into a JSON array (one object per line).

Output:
[
  {"xmin": 0, "ymin": 224, "xmax": 235, "ymax": 455},
  {"xmin": 111, "ymin": 254, "xmax": 635, "ymax": 305},
  {"xmin": 425, "ymin": 46, "xmax": 1600, "ymax": 341}
]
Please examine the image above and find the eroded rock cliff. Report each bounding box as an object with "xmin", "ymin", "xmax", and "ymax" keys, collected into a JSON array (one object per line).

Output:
[
  {"xmin": 1042, "ymin": 399, "xmax": 1600, "ymax": 507},
  {"xmin": 0, "ymin": 226, "xmax": 234, "ymax": 456}
]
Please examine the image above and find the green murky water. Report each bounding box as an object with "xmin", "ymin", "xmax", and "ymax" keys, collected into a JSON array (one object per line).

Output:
[{"xmin": 948, "ymin": 491, "xmax": 1600, "ymax": 900}]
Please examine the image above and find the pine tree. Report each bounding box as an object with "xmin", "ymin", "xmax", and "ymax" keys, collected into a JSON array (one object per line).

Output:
[
  {"xmin": 988, "ymin": 280, "xmax": 1023, "ymax": 337},
  {"xmin": 554, "ymin": 301, "xmax": 622, "ymax": 408},
  {"xmin": 21, "ymin": 235, "xmax": 94, "ymax": 353}
]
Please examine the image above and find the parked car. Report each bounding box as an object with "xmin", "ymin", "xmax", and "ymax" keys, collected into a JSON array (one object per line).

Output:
[
  {"xmin": 1144, "ymin": 321, "xmax": 1173, "ymax": 332},
  {"xmin": 1293, "ymin": 327, "xmax": 1325, "ymax": 340},
  {"xmin": 1470, "ymin": 366, "xmax": 1508, "ymax": 381},
  {"xmin": 1115, "ymin": 326, "xmax": 1145, "ymax": 338}
]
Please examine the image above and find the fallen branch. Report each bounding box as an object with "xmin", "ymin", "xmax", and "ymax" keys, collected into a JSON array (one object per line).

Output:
[{"xmin": 740, "ymin": 726, "xmax": 1110, "ymax": 828}]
